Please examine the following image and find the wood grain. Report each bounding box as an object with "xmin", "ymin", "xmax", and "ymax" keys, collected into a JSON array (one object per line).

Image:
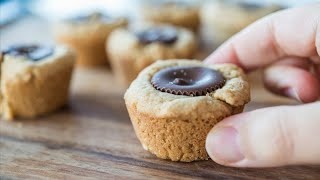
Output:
[{"xmin": 0, "ymin": 16, "xmax": 319, "ymax": 180}]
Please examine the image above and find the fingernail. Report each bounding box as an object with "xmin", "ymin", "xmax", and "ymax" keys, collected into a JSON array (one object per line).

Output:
[
  {"xmin": 206, "ymin": 127, "xmax": 244, "ymax": 163},
  {"xmin": 284, "ymin": 88, "xmax": 302, "ymax": 102}
]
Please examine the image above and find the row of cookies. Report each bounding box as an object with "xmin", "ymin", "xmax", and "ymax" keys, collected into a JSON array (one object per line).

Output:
[
  {"xmin": 121, "ymin": 1, "xmax": 252, "ymax": 162},
  {"xmin": 0, "ymin": 1, "xmax": 254, "ymax": 162},
  {"xmin": 0, "ymin": 48, "xmax": 251, "ymax": 162},
  {"xmin": 122, "ymin": 1, "xmax": 257, "ymax": 162},
  {"xmin": 54, "ymin": 1, "xmax": 281, "ymax": 84},
  {"xmin": 141, "ymin": 0, "xmax": 282, "ymax": 38},
  {"xmin": 122, "ymin": 1, "xmax": 255, "ymax": 161},
  {"xmin": 0, "ymin": 15, "xmax": 195, "ymax": 120},
  {"xmin": 55, "ymin": 12, "xmax": 198, "ymax": 88},
  {"xmin": 0, "ymin": 0, "xmax": 277, "ymax": 120},
  {"xmin": 0, "ymin": 12, "xmax": 114, "ymax": 120},
  {"xmin": 0, "ymin": 5, "xmax": 186, "ymax": 120},
  {"xmin": 142, "ymin": 0, "xmax": 281, "ymax": 43}
]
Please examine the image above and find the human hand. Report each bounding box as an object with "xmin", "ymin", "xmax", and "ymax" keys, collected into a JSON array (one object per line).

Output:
[{"xmin": 204, "ymin": 4, "xmax": 320, "ymax": 167}]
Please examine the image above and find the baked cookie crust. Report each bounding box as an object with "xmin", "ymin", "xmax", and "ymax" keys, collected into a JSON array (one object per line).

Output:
[
  {"xmin": 0, "ymin": 46, "xmax": 75, "ymax": 120},
  {"xmin": 124, "ymin": 60, "xmax": 250, "ymax": 162},
  {"xmin": 55, "ymin": 15, "xmax": 127, "ymax": 67},
  {"xmin": 107, "ymin": 25, "xmax": 197, "ymax": 86},
  {"xmin": 141, "ymin": 3, "xmax": 200, "ymax": 32}
]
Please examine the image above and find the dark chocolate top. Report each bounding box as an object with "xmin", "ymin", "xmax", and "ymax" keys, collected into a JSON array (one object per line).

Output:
[
  {"xmin": 67, "ymin": 12, "xmax": 111, "ymax": 23},
  {"xmin": 2, "ymin": 45, "xmax": 53, "ymax": 61},
  {"xmin": 135, "ymin": 26, "xmax": 178, "ymax": 44},
  {"xmin": 151, "ymin": 66, "xmax": 226, "ymax": 96},
  {"xmin": 238, "ymin": 2, "xmax": 261, "ymax": 9},
  {"xmin": 149, "ymin": 0, "xmax": 191, "ymax": 8},
  {"xmin": 225, "ymin": 0, "xmax": 262, "ymax": 9}
]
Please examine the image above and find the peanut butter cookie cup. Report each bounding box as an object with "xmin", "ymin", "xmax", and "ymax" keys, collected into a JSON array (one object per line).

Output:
[
  {"xmin": 55, "ymin": 12, "xmax": 127, "ymax": 67},
  {"xmin": 124, "ymin": 60, "xmax": 250, "ymax": 162},
  {"xmin": 108, "ymin": 25, "xmax": 197, "ymax": 87},
  {"xmin": 141, "ymin": 1, "xmax": 200, "ymax": 32},
  {"xmin": 0, "ymin": 44, "xmax": 75, "ymax": 120}
]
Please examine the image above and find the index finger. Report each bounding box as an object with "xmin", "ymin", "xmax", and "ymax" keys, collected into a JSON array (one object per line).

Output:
[{"xmin": 204, "ymin": 4, "xmax": 320, "ymax": 71}]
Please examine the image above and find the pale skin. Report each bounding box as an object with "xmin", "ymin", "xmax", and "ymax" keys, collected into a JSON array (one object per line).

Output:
[{"xmin": 205, "ymin": 4, "xmax": 320, "ymax": 167}]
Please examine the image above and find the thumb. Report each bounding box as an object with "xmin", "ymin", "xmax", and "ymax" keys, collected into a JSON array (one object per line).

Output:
[{"xmin": 206, "ymin": 102, "xmax": 320, "ymax": 167}]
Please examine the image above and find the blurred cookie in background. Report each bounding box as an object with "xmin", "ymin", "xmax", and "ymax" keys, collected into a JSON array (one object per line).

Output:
[
  {"xmin": 0, "ymin": 44, "xmax": 75, "ymax": 120},
  {"xmin": 107, "ymin": 24, "xmax": 197, "ymax": 87},
  {"xmin": 54, "ymin": 12, "xmax": 127, "ymax": 67},
  {"xmin": 201, "ymin": 0, "xmax": 283, "ymax": 46},
  {"xmin": 140, "ymin": 0, "xmax": 200, "ymax": 32}
]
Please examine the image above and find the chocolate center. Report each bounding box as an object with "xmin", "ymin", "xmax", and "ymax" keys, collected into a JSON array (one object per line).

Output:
[
  {"xmin": 225, "ymin": 0, "xmax": 261, "ymax": 9},
  {"xmin": 68, "ymin": 12, "xmax": 111, "ymax": 23},
  {"xmin": 151, "ymin": 66, "xmax": 226, "ymax": 96},
  {"xmin": 172, "ymin": 78, "xmax": 190, "ymax": 85},
  {"xmin": 2, "ymin": 45, "xmax": 53, "ymax": 61},
  {"xmin": 238, "ymin": 2, "xmax": 261, "ymax": 9},
  {"xmin": 150, "ymin": 1, "xmax": 191, "ymax": 8},
  {"xmin": 136, "ymin": 27, "xmax": 178, "ymax": 44}
]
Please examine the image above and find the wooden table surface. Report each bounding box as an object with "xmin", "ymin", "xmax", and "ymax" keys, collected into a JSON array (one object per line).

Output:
[{"xmin": 1, "ymin": 16, "xmax": 320, "ymax": 180}]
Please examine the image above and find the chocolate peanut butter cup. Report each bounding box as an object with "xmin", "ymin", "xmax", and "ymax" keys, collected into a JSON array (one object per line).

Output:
[
  {"xmin": 67, "ymin": 12, "xmax": 112, "ymax": 23},
  {"xmin": 56, "ymin": 11, "xmax": 127, "ymax": 67},
  {"xmin": 136, "ymin": 26, "xmax": 178, "ymax": 44},
  {"xmin": 224, "ymin": 0, "xmax": 261, "ymax": 9},
  {"xmin": 107, "ymin": 25, "xmax": 196, "ymax": 86},
  {"xmin": 151, "ymin": 66, "xmax": 226, "ymax": 96},
  {"xmin": 237, "ymin": 2, "xmax": 261, "ymax": 9},
  {"xmin": 2, "ymin": 45, "xmax": 53, "ymax": 61},
  {"xmin": 125, "ymin": 60, "xmax": 250, "ymax": 162},
  {"xmin": 141, "ymin": 0, "xmax": 200, "ymax": 32},
  {"xmin": 1, "ymin": 45, "xmax": 75, "ymax": 120}
]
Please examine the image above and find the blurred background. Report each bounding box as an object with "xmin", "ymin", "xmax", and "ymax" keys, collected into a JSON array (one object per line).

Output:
[{"xmin": 0, "ymin": 0, "xmax": 319, "ymax": 49}]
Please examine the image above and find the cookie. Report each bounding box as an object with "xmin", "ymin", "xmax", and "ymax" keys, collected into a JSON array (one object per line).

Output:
[
  {"xmin": 107, "ymin": 25, "xmax": 197, "ymax": 87},
  {"xmin": 124, "ymin": 60, "xmax": 250, "ymax": 162},
  {"xmin": 55, "ymin": 12, "xmax": 127, "ymax": 67},
  {"xmin": 201, "ymin": 0, "xmax": 281, "ymax": 44},
  {"xmin": 141, "ymin": 2, "xmax": 200, "ymax": 32},
  {"xmin": 0, "ymin": 44, "xmax": 75, "ymax": 120}
]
